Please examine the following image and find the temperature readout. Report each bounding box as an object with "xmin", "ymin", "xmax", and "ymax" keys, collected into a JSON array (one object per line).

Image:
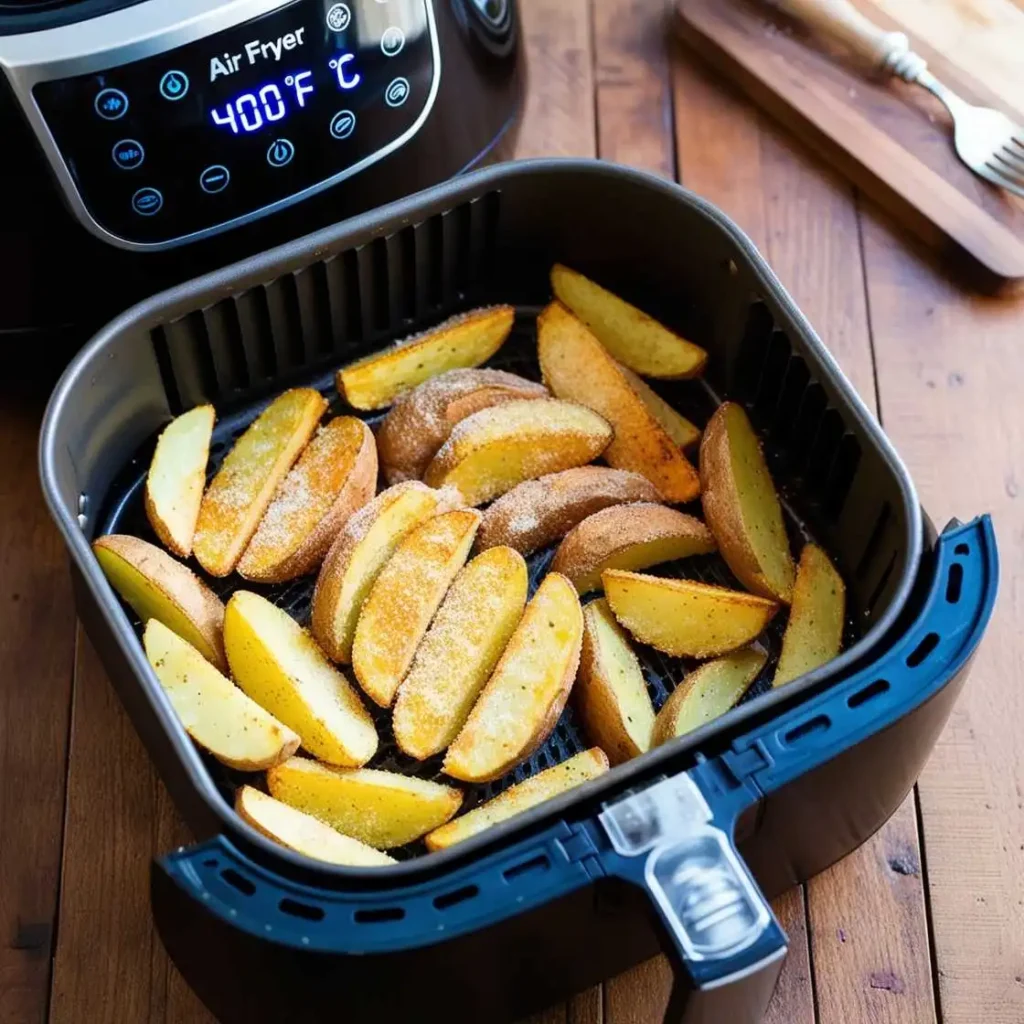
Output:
[{"xmin": 209, "ymin": 56, "xmax": 363, "ymax": 134}]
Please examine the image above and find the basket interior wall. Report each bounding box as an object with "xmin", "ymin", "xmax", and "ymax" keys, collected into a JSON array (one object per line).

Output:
[{"xmin": 75, "ymin": 171, "xmax": 910, "ymax": 859}]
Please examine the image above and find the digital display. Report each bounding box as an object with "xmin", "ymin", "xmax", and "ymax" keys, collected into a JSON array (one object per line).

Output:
[{"xmin": 33, "ymin": 0, "xmax": 437, "ymax": 245}]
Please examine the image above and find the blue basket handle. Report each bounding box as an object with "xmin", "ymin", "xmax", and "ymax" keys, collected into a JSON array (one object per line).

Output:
[{"xmin": 157, "ymin": 516, "xmax": 997, "ymax": 1024}]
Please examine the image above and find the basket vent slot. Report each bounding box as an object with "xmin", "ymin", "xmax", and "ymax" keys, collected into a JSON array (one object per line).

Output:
[
  {"xmin": 847, "ymin": 678, "xmax": 889, "ymax": 709},
  {"xmin": 355, "ymin": 906, "xmax": 405, "ymax": 924},
  {"xmin": 221, "ymin": 869, "xmax": 256, "ymax": 896},
  {"xmin": 946, "ymin": 563, "xmax": 964, "ymax": 604},
  {"xmin": 279, "ymin": 898, "xmax": 325, "ymax": 922},
  {"xmin": 735, "ymin": 301, "xmax": 774, "ymax": 401},
  {"xmin": 148, "ymin": 191, "xmax": 501, "ymax": 408},
  {"xmin": 784, "ymin": 714, "xmax": 831, "ymax": 746},
  {"xmin": 906, "ymin": 632, "xmax": 939, "ymax": 668},
  {"xmin": 503, "ymin": 855, "xmax": 550, "ymax": 882},
  {"xmin": 433, "ymin": 885, "xmax": 479, "ymax": 911}
]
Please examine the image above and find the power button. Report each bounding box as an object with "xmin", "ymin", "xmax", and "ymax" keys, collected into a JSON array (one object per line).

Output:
[{"xmin": 266, "ymin": 138, "xmax": 295, "ymax": 167}]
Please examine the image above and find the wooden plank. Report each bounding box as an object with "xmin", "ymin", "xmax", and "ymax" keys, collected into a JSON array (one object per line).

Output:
[
  {"xmin": 48, "ymin": 629, "xmax": 213, "ymax": 1023},
  {"xmin": 861, "ymin": 202, "xmax": 1024, "ymax": 1023},
  {"xmin": 0, "ymin": 396, "xmax": 76, "ymax": 1024},
  {"xmin": 592, "ymin": 0, "xmax": 675, "ymax": 178},
  {"xmin": 669, "ymin": 38, "xmax": 939, "ymax": 1024},
  {"xmin": 807, "ymin": 797, "xmax": 938, "ymax": 1021},
  {"xmin": 514, "ymin": 0, "xmax": 596, "ymax": 159}
]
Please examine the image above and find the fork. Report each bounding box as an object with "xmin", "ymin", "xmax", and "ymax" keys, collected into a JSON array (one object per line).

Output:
[{"xmin": 773, "ymin": 0, "xmax": 1024, "ymax": 199}]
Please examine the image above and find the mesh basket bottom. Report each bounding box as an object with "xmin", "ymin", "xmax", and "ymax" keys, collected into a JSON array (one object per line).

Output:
[{"xmin": 98, "ymin": 312, "xmax": 860, "ymax": 859}]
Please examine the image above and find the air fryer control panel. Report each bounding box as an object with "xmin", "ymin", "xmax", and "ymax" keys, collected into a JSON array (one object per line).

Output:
[{"xmin": 14, "ymin": 0, "xmax": 438, "ymax": 248}]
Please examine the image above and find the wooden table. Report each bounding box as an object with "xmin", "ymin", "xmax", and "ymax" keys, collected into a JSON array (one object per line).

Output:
[{"xmin": 2, "ymin": 1, "xmax": 1022, "ymax": 1022}]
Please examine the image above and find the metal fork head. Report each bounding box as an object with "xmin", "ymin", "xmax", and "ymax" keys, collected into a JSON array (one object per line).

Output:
[{"xmin": 950, "ymin": 101, "xmax": 1024, "ymax": 201}]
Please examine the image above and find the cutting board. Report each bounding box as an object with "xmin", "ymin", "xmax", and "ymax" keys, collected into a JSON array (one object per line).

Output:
[{"xmin": 674, "ymin": 0, "xmax": 1024, "ymax": 290}]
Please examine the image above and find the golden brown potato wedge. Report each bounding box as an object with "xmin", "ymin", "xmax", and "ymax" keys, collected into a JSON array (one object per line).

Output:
[
  {"xmin": 235, "ymin": 786, "xmax": 395, "ymax": 866},
  {"xmin": 352, "ymin": 509, "xmax": 482, "ymax": 707},
  {"xmin": 444, "ymin": 572, "xmax": 583, "ymax": 783},
  {"xmin": 337, "ymin": 305, "xmax": 516, "ymax": 411},
  {"xmin": 537, "ymin": 302, "xmax": 700, "ymax": 503},
  {"xmin": 393, "ymin": 546, "xmax": 528, "ymax": 760},
  {"xmin": 377, "ymin": 368, "xmax": 548, "ymax": 485},
  {"xmin": 224, "ymin": 591, "xmax": 377, "ymax": 767},
  {"xmin": 311, "ymin": 482, "xmax": 460, "ymax": 664},
  {"xmin": 145, "ymin": 404, "xmax": 215, "ymax": 558},
  {"xmin": 652, "ymin": 647, "xmax": 766, "ymax": 746},
  {"xmin": 551, "ymin": 264, "xmax": 707, "ymax": 379},
  {"xmin": 266, "ymin": 757, "xmax": 463, "ymax": 849},
  {"xmin": 773, "ymin": 544, "xmax": 845, "ymax": 688},
  {"xmin": 93, "ymin": 534, "xmax": 227, "ymax": 671},
  {"xmin": 700, "ymin": 402, "xmax": 796, "ymax": 603},
  {"xmin": 194, "ymin": 388, "xmax": 327, "ymax": 577},
  {"xmin": 603, "ymin": 570, "xmax": 778, "ymax": 658},
  {"xmin": 423, "ymin": 398, "xmax": 612, "ymax": 506},
  {"xmin": 618, "ymin": 367, "xmax": 701, "ymax": 450},
  {"xmin": 237, "ymin": 417, "xmax": 376, "ymax": 583},
  {"xmin": 577, "ymin": 599, "xmax": 655, "ymax": 764},
  {"xmin": 143, "ymin": 620, "xmax": 299, "ymax": 771},
  {"xmin": 425, "ymin": 748, "xmax": 609, "ymax": 851},
  {"xmin": 551, "ymin": 503, "xmax": 717, "ymax": 595},
  {"xmin": 475, "ymin": 466, "xmax": 662, "ymax": 556}
]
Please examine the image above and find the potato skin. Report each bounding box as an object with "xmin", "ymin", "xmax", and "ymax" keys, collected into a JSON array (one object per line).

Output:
[
  {"xmin": 93, "ymin": 534, "xmax": 227, "ymax": 671},
  {"xmin": 377, "ymin": 369, "xmax": 548, "ymax": 485},
  {"xmin": 237, "ymin": 417, "xmax": 377, "ymax": 583},
  {"xmin": 476, "ymin": 466, "xmax": 662, "ymax": 556},
  {"xmin": 699, "ymin": 403, "xmax": 795, "ymax": 603},
  {"xmin": 577, "ymin": 600, "xmax": 654, "ymax": 765}
]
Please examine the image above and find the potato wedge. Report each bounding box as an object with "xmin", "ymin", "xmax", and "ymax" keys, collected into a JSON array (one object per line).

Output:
[
  {"xmin": 393, "ymin": 546, "xmax": 528, "ymax": 760},
  {"xmin": 93, "ymin": 534, "xmax": 227, "ymax": 671},
  {"xmin": 378, "ymin": 368, "xmax": 548, "ymax": 485},
  {"xmin": 537, "ymin": 302, "xmax": 700, "ymax": 503},
  {"xmin": 237, "ymin": 417, "xmax": 376, "ymax": 583},
  {"xmin": 773, "ymin": 544, "xmax": 845, "ymax": 688},
  {"xmin": 425, "ymin": 748, "xmax": 609, "ymax": 851},
  {"xmin": 618, "ymin": 366, "xmax": 701, "ymax": 450},
  {"xmin": 577, "ymin": 599, "xmax": 655, "ymax": 764},
  {"xmin": 224, "ymin": 591, "xmax": 377, "ymax": 767},
  {"xmin": 352, "ymin": 509, "xmax": 482, "ymax": 707},
  {"xmin": 143, "ymin": 620, "xmax": 299, "ymax": 770},
  {"xmin": 551, "ymin": 503, "xmax": 717, "ymax": 595},
  {"xmin": 444, "ymin": 572, "xmax": 583, "ymax": 783},
  {"xmin": 145, "ymin": 404, "xmax": 215, "ymax": 558},
  {"xmin": 603, "ymin": 570, "xmax": 778, "ymax": 658},
  {"xmin": 267, "ymin": 758, "xmax": 463, "ymax": 849},
  {"xmin": 337, "ymin": 305, "xmax": 516, "ymax": 411},
  {"xmin": 310, "ymin": 482, "xmax": 459, "ymax": 664},
  {"xmin": 700, "ymin": 402, "xmax": 796, "ymax": 603},
  {"xmin": 551, "ymin": 264, "xmax": 707, "ymax": 379},
  {"xmin": 476, "ymin": 466, "xmax": 662, "ymax": 556},
  {"xmin": 652, "ymin": 647, "xmax": 766, "ymax": 746},
  {"xmin": 194, "ymin": 388, "xmax": 327, "ymax": 577},
  {"xmin": 424, "ymin": 398, "xmax": 612, "ymax": 506},
  {"xmin": 235, "ymin": 786, "xmax": 395, "ymax": 866}
]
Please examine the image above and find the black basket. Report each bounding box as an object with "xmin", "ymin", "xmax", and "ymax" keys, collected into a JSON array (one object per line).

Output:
[{"xmin": 40, "ymin": 160, "xmax": 996, "ymax": 1024}]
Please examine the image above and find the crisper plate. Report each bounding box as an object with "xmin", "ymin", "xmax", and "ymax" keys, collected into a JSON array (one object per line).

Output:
[{"xmin": 96, "ymin": 311, "xmax": 862, "ymax": 859}]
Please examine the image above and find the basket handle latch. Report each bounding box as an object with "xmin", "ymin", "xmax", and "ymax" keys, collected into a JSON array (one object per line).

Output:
[{"xmin": 598, "ymin": 771, "xmax": 786, "ymax": 1024}]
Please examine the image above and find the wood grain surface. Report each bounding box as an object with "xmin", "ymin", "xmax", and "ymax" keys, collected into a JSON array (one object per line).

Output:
[{"xmin": 0, "ymin": 2, "xmax": 1018, "ymax": 1023}]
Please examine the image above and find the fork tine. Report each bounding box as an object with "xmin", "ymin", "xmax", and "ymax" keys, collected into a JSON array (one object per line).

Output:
[
  {"xmin": 982, "ymin": 161, "xmax": 1024, "ymax": 200},
  {"xmin": 994, "ymin": 147, "xmax": 1024, "ymax": 178}
]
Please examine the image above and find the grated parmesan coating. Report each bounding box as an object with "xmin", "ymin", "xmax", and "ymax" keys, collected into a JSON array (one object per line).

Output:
[
  {"xmin": 476, "ymin": 466, "xmax": 662, "ymax": 555},
  {"xmin": 378, "ymin": 368, "xmax": 548, "ymax": 485}
]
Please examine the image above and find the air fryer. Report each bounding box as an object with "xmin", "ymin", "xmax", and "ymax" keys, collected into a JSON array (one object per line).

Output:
[{"xmin": 0, "ymin": 0, "xmax": 524, "ymax": 346}]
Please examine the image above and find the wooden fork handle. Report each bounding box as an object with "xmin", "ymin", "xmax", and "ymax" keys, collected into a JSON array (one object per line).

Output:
[{"xmin": 772, "ymin": 0, "xmax": 910, "ymax": 71}]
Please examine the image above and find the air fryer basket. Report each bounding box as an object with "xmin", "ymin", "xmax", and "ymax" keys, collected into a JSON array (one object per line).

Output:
[{"xmin": 40, "ymin": 160, "xmax": 997, "ymax": 1024}]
